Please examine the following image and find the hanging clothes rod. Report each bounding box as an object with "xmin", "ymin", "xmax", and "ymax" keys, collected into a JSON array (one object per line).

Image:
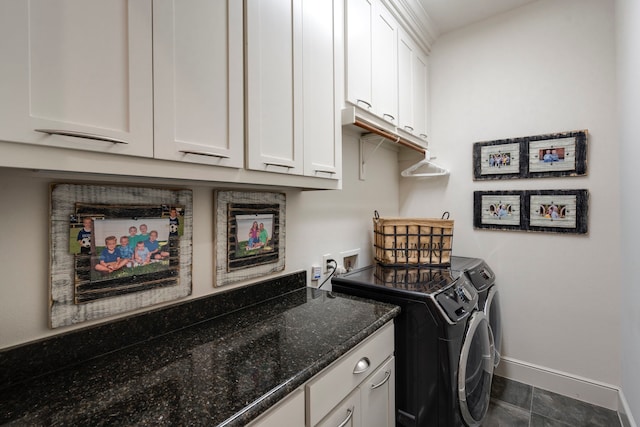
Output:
[{"xmin": 352, "ymin": 118, "xmax": 426, "ymax": 155}]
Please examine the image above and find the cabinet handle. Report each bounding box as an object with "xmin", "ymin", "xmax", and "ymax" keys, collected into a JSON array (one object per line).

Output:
[
  {"xmin": 313, "ymin": 169, "xmax": 337, "ymax": 175},
  {"xmin": 264, "ymin": 162, "xmax": 294, "ymax": 169},
  {"xmin": 419, "ymin": 133, "xmax": 428, "ymax": 140},
  {"xmin": 356, "ymin": 99, "xmax": 372, "ymax": 109},
  {"xmin": 336, "ymin": 406, "xmax": 354, "ymax": 427},
  {"xmin": 353, "ymin": 357, "xmax": 370, "ymax": 374},
  {"xmin": 383, "ymin": 113, "xmax": 395, "ymax": 122},
  {"xmin": 179, "ymin": 150, "xmax": 230, "ymax": 159},
  {"xmin": 35, "ymin": 129, "xmax": 128, "ymax": 145},
  {"xmin": 370, "ymin": 370, "xmax": 391, "ymax": 390},
  {"xmin": 404, "ymin": 125, "xmax": 414, "ymax": 132}
]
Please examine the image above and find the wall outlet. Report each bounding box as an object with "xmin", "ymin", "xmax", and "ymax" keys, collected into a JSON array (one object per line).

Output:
[{"xmin": 322, "ymin": 253, "xmax": 333, "ymax": 274}]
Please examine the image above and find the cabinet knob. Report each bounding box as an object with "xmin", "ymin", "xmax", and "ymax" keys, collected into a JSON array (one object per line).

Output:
[{"xmin": 353, "ymin": 357, "xmax": 370, "ymax": 374}]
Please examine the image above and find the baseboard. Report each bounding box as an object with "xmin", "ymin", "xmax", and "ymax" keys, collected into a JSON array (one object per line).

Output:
[
  {"xmin": 495, "ymin": 356, "xmax": 620, "ymax": 411},
  {"xmin": 618, "ymin": 389, "xmax": 638, "ymax": 427}
]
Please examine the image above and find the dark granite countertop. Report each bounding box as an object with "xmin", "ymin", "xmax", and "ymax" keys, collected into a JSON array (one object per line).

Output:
[{"xmin": 0, "ymin": 274, "xmax": 399, "ymax": 426}]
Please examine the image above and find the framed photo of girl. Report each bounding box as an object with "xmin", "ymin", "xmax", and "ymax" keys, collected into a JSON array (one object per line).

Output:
[{"xmin": 214, "ymin": 190, "xmax": 286, "ymax": 287}]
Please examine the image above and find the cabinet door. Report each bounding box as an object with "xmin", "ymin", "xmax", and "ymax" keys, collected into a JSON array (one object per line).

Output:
[
  {"xmin": 360, "ymin": 357, "xmax": 395, "ymax": 427},
  {"xmin": 302, "ymin": 0, "xmax": 341, "ymax": 180},
  {"xmin": 246, "ymin": 0, "xmax": 303, "ymax": 175},
  {"xmin": 248, "ymin": 388, "xmax": 305, "ymax": 427},
  {"xmin": 153, "ymin": 0, "xmax": 243, "ymax": 168},
  {"xmin": 371, "ymin": 2, "xmax": 398, "ymax": 124},
  {"xmin": 316, "ymin": 388, "xmax": 361, "ymax": 427},
  {"xmin": 0, "ymin": 0, "xmax": 153, "ymax": 157},
  {"xmin": 345, "ymin": 0, "xmax": 374, "ymax": 111},
  {"xmin": 398, "ymin": 29, "xmax": 429, "ymax": 144}
]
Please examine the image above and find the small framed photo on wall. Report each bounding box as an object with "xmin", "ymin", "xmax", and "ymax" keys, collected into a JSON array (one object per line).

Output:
[
  {"xmin": 527, "ymin": 189, "xmax": 589, "ymax": 234},
  {"xmin": 473, "ymin": 191, "xmax": 524, "ymax": 231}
]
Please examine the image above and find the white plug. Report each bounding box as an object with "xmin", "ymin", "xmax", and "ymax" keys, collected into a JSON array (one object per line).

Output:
[{"xmin": 311, "ymin": 265, "xmax": 322, "ymax": 281}]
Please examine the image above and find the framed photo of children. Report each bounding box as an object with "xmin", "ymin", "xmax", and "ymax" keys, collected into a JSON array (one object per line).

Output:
[
  {"xmin": 473, "ymin": 191, "xmax": 524, "ymax": 231},
  {"xmin": 51, "ymin": 184, "xmax": 193, "ymax": 329},
  {"xmin": 527, "ymin": 189, "xmax": 589, "ymax": 234},
  {"xmin": 473, "ymin": 130, "xmax": 588, "ymax": 180},
  {"xmin": 473, "ymin": 189, "xmax": 588, "ymax": 234},
  {"xmin": 214, "ymin": 190, "xmax": 285, "ymax": 287}
]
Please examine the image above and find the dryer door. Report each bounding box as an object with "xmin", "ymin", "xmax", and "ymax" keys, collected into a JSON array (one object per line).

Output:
[
  {"xmin": 457, "ymin": 312, "xmax": 494, "ymax": 427},
  {"xmin": 485, "ymin": 286, "xmax": 502, "ymax": 367}
]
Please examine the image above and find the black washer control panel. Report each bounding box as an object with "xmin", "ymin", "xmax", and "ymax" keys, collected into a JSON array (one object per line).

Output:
[{"xmin": 435, "ymin": 275, "xmax": 478, "ymax": 323}]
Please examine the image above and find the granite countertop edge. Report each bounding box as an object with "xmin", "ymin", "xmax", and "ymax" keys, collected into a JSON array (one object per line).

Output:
[{"xmin": 221, "ymin": 305, "xmax": 400, "ymax": 427}]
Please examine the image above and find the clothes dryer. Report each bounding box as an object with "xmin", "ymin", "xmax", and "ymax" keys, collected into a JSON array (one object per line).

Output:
[
  {"xmin": 332, "ymin": 264, "xmax": 494, "ymax": 427},
  {"xmin": 451, "ymin": 256, "xmax": 502, "ymax": 367}
]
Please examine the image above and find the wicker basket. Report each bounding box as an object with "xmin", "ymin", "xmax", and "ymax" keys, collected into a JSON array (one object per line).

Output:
[{"xmin": 373, "ymin": 211, "xmax": 454, "ymax": 266}]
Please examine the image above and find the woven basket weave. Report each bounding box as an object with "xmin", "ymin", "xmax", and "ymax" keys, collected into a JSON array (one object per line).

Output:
[{"xmin": 373, "ymin": 211, "xmax": 453, "ymax": 266}]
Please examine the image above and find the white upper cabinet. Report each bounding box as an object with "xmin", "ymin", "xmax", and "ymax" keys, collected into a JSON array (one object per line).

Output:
[
  {"xmin": 371, "ymin": 4, "xmax": 398, "ymax": 124},
  {"xmin": 0, "ymin": 0, "xmax": 153, "ymax": 157},
  {"xmin": 345, "ymin": 0, "xmax": 398, "ymax": 124},
  {"xmin": 245, "ymin": 0, "xmax": 303, "ymax": 175},
  {"xmin": 246, "ymin": 0, "xmax": 341, "ymax": 180},
  {"xmin": 302, "ymin": 0, "xmax": 341, "ymax": 179},
  {"xmin": 345, "ymin": 0, "xmax": 374, "ymax": 111},
  {"xmin": 153, "ymin": 0, "xmax": 244, "ymax": 168},
  {"xmin": 398, "ymin": 28, "xmax": 429, "ymax": 145}
]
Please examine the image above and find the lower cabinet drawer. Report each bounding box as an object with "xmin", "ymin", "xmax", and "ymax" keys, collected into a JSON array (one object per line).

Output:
[{"xmin": 306, "ymin": 322, "xmax": 394, "ymax": 426}]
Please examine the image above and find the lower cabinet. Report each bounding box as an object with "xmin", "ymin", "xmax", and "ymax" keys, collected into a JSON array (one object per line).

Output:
[
  {"xmin": 248, "ymin": 321, "xmax": 395, "ymax": 427},
  {"xmin": 307, "ymin": 321, "xmax": 395, "ymax": 427},
  {"xmin": 248, "ymin": 387, "xmax": 306, "ymax": 427}
]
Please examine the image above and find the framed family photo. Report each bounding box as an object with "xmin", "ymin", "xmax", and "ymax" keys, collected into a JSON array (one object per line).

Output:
[
  {"xmin": 50, "ymin": 184, "xmax": 193, "ymax": 328},
  {"xmin": 527, "ymin": 189, "xmax": 589, "ymax": 234},
  {"xmin": 473, "ymin": 191, "xmax": 523, "ymax": 231},
  {"xmin": 214, "ymin": 190, "xmax": 286, "ymax": 287},
  {"xmin": 474, "ymin": 189, "xmax": 588, "ymax": 234},
  {"xmin": 473, "ymin": 130, "xmax": 588, "ymax": 180},
  {"xmin": 473, "ymin": 141, "xmax": 523, "ymax": 180}
]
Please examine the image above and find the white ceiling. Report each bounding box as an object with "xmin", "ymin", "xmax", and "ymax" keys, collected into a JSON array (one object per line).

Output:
[{"xmin": 418, "ymin": 0, "xmax": 538, "ymax": 35}]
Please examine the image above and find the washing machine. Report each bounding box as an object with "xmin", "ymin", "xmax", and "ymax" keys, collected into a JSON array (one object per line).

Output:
[
  {"xmin": 331, "ymin": 264, "xmax": 494, "ymax": 427},
  {"xmin": 451, "ymin": 256, "xmax": 502, "ymax": 367}
]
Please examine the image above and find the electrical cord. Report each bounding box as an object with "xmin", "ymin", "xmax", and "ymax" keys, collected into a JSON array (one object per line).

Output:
[{"xmin": 317, "ymin": 259, "xmax": 338, "ymax": 290}]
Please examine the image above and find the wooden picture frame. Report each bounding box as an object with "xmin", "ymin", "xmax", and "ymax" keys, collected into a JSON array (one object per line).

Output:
[
  {"xmin": 214, "ymin": 191, "xmax": 286, "ymax": 287},
  {"xmin": 527, "ymin": 189, "xmax": 589, "ymax": 234},
  {"xmin": 474, "ymin": 189, "xmax": 589, "ymax": 234},
  {"xmin": 473, "ymin": 130, "xmax": 588, "ymax": 180},
  {"xmin": 50, "ymin": 184, "xmax": 193, "ymax": 328},
  {"xmin": 473, "ymin": 191, "xmax": 524, "ymax": 231}
]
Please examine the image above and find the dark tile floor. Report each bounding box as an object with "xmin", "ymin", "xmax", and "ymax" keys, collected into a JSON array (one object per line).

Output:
[{"xmin": 484, "ymin": 375, "xmax": 623, "ymax": 427}]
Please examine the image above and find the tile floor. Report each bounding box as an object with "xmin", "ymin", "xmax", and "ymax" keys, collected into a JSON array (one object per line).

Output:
[{"xmin": 484, "ymin": 375, "xmax": 624, "ymax": 427}]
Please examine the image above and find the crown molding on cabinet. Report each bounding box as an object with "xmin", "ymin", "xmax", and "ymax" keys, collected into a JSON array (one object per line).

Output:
[{"xmin": 382, "ymin": 0, "xmax": 438, "ymax": 53}]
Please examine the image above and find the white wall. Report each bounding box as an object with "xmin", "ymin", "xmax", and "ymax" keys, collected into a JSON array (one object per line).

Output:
[
  {"xmin": 401, "ymin": 0, "xmax": 621, "ymax": 400},
  {"xmin": 617, "ymin": 0, "xmax": 640, "ymax": 421},
  {"xmin": 0, "ymin": 129, "xmax": 400, "ymax": 348}
]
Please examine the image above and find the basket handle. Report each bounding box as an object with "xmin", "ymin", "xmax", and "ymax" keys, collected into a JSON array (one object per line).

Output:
[
  {"xmin": 442, "ymin": 211, "xmax": 450, "ymax": 219},
  {"xmin": 374, "ymin": 210, "xmax": 380, "ymax": 221}
]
